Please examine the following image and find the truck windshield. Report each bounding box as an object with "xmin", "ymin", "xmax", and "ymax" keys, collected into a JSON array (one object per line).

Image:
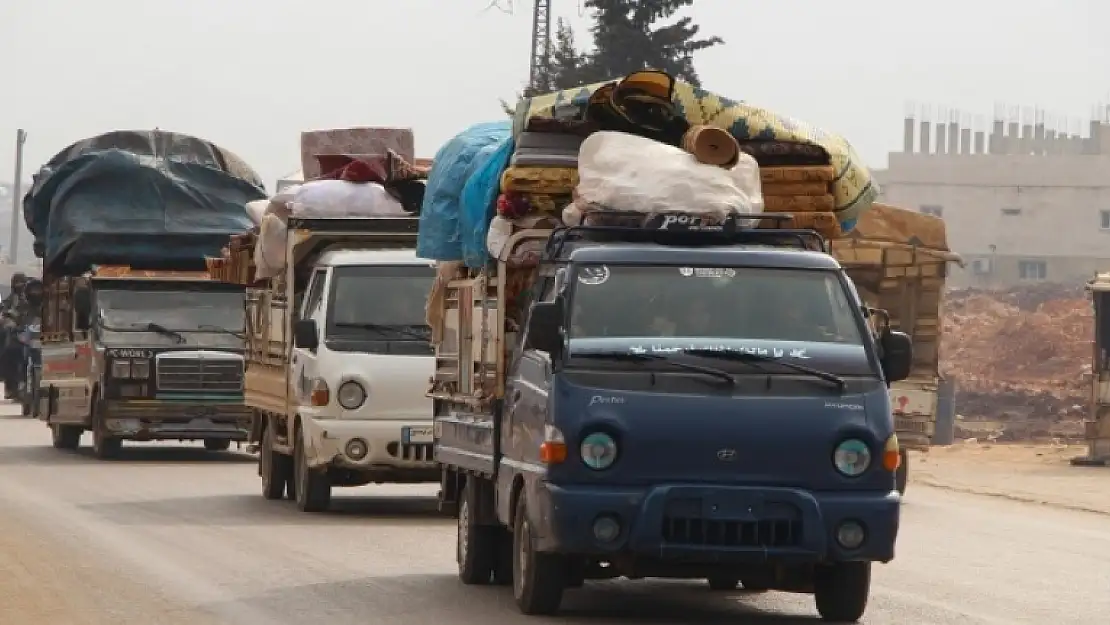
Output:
[
  {"xmin": 567, "ymin": 264, "xmax": 863, "ymax": 345},
  {"xmin": 325, "ymin": 265, "xmax": 434, "ymax": 341},
  {"xmin": 98, "ymin": 289, "xmax": 245, "ymax": 333}
]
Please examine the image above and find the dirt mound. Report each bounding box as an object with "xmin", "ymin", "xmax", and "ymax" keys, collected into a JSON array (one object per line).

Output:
[{"xmin": 942, "ymin": 284, "xmax": 1091, "ymax": 434}]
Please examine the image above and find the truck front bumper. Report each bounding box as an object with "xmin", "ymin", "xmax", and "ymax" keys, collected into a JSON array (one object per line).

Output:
[
  {"xmin": 300, "ymin": 417, "xmax": 439, "ymax": 482},
  {"xmin": 102, "ymin": 401, "xmax": 251, "ymax": 441},
  {"xmin": 532, "ymin": 483, "xmax": 900, "ymax": 565}
]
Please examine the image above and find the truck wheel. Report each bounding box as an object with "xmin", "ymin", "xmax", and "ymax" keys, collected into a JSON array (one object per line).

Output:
[
  {"xmin": 91, "ymin": 402, "xmax": 122, "ymax": 460},
  {"xmin": 512, "ymin": 495, "xmax": 565, "ymax": 615},
  {"xmin": 293, "ymin": 425, "xmax": 331, "ymax": 512},
  {"xmin": 491, "ymin": 529, "xmax": 514, "ymax": 586},
  {"xmin": 51, "ymin": 424, "xmax": 82, "ymax": 450},
  {"xmin": 260, "ymin": 424, "xmax": 292, "ymax": 501},
  {"xmin": 813, "ymin": 562, "xmax": 870, "ymax": 622},
  {"xmin": 457, "ymin": 477, "xmax": 496, "ymax": 584},
  {"xmin": 741, "ymin": 579, "xmax": 770, "ymax": 593},
  {"xmin": 895, "ymin": 449, "xmax": 909, "ymax": 495},
  {"xmin": 706, "ymin": 575, "xmax": 739, "ymax": 590},
  {"xmin": 203, "ymin": 439, "xmax": 231, "ymax": 452}
]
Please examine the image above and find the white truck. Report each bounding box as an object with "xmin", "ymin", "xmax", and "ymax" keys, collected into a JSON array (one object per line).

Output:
[
  {"xmin": 239, "ymin": 216, "xmax": 437, "ymax": 511},
  {"xmin": 832, "ymin": 203, "xmax": 961, "ymax": 493}
]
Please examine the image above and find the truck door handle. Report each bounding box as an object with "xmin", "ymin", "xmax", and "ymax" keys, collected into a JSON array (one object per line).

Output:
[{"xmin": 510, "ymin": 389, "xmax": 522, "ymax": 403}]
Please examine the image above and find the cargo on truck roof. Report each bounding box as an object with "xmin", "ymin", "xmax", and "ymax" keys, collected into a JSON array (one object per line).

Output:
[
  {"xmin": 88, "ymin": 265, "xmax": 216, "ymax": 281},
  {"xmin": 24, "ymin": 129, "xmax": 263, "ymax": 276}
]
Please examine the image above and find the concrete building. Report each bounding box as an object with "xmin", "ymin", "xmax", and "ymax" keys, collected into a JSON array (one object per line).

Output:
[{"xmin": 873, "ymin": 107, "xmax": 1110, "ymax": 288}]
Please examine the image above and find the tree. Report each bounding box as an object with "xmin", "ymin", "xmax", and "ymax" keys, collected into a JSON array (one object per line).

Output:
[
  {"xmin": 500, "ymin": 1, "xmax": 720, "ymax": 115},
  {"xmin": 582, "ymin": 0, "xmax": 722, "ymax": 87},
  {"xmin": 546, "ymin": 18, "xmax": 600, "ymax": 90},
  {"xmin": 502, "ymin": 19, "xmax": 594, "ymax": 117}
]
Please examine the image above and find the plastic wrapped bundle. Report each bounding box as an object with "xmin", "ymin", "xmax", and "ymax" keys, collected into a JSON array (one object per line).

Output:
[
  {"xmin": 574, "ymin": 131, "xmax": 763, "ymax": 224},
  {"xmin": 416, "ymin": 121, "xmax": 513, "ymax": 266}
]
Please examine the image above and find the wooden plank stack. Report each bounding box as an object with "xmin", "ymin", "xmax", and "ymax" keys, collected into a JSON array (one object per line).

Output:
[
  {"xmin": 205, "ymin": 232, "xmax": 257, "ymax": 285},
  {"xmin": 755, "ymin": 164, "xmax": 841, "ymax": 238}
]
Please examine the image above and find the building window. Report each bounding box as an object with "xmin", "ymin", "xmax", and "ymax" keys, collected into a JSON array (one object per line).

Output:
[
  {"xmin": 970, "ymin": 258, "xmax": 992, "ymax": 275},
  {"xmin": 919, "ymin": 204, "xmax": 943, "ymax": 217},
  {"xmin": 1001, "ymin": 207, "xmax": 1022, "ymax": 216},
  {"xmin": 1101, "ymin": 210, "xmax": 1110, "ymax": 230},
  {"xmin": 1018, "ymin": 260, "xmax": 1047, "ymax": 280}
]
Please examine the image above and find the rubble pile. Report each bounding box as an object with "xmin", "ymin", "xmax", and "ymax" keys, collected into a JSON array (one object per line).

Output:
[{"xmin": 942, "ymin": 284, "xmax": 1092, "ymax": 429}]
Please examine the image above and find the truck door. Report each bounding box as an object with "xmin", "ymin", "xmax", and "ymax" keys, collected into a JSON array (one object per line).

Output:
[{"xmin": 292, "ymin": 268, "xmax": 328, "ymax": 405}]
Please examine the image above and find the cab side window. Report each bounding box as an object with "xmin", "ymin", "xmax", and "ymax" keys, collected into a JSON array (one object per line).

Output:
[{"xmin": 300, "ymin": 269, "xmax": 328, "ymax": 320}]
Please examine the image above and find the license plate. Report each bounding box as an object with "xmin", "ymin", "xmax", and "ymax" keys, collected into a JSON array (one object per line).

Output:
[{"xmin": 402, "ymin": 426, "xmax": 434, "ymax": 444}]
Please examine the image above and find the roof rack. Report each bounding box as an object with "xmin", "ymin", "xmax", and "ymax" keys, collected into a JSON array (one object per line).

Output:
[
  {"xmin": 286, "ymin": 215, "xmax": 419, "ymax": 235},
  {"xmin": 543, "ymin": 212, "xmax": 828, "ymax": 263}
]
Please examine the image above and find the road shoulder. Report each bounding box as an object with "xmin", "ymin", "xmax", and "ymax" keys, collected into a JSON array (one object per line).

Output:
[{"xmin": 911, "ymin": 443, "xmax": 1110, "ymax": 515}]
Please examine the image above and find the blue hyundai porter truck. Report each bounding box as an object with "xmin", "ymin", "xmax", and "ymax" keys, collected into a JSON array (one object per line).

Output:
[{"xmin": 429, "ymin": 220, "xmax": 912, "ymax": 622}]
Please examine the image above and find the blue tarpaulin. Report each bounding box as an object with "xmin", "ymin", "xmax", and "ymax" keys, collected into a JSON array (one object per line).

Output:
[{"xmin": 416, "ymin": 121, "xmax": 513, "ymax": 266}]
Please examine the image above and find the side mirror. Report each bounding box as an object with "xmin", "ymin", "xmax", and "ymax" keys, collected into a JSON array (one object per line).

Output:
[
  {"xmin": 293, "ymin": 319, "xmax": 319, "ymax": 350},
  {"xmin": 525, "ymin": 299, "xmax": 565, "ymax": 356},
  {"xmin": 879, "ymin": 330, "xmax": 913, "ymax": 384}
]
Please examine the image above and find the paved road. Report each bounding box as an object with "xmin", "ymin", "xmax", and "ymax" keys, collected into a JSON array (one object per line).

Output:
[{"xmin": 1, "ymin": 404, "xmax": 1108, "ymax": 624}]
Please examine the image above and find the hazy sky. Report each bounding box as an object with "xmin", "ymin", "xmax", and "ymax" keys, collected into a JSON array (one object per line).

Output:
[{"xmin": 2, "ymin": 0, "xmax": 1107, "ymax": 188}]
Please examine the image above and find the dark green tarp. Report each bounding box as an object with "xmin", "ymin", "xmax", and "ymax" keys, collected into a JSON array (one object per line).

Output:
[{"xmin": 23, "ymin": 130, "xmax": 266, "ymax": 275}]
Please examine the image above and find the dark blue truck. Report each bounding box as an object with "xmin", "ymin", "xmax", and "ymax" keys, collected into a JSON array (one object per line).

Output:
[{"xmin": 429, "ymin": 220, "xmax": 911, "ymax": 622}]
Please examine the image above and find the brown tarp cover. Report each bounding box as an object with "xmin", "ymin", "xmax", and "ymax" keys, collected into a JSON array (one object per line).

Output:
[{"xmin": 839, "ymin": 202, "xmax": 949, "ymax": 252}]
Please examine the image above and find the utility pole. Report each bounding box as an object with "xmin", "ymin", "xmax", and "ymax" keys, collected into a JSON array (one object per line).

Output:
[
  {"xmin": 526, "ymin": 0, "xmax": 553, "ymax": 95},
  {"xmin": 10, "ymin": 129, "xmax": 27, "ymax": 263}
]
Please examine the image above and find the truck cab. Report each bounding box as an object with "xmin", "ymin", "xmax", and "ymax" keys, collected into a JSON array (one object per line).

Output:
[
  {"xmin": 245, "ymin": 217, "xmax": 437, "ymax": 512},
  {"xmin": 40, "ymin": 265, "xmax": 250, "ymax": 459},
  {"xmin": 433, "ymin": 222, "xmax": 913, "ymax": 621}
]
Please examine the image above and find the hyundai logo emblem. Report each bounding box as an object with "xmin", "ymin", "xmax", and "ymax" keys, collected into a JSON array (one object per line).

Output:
[{"xmin": 717, "ymin": 448, "xmax": 737, "ymax": 461}]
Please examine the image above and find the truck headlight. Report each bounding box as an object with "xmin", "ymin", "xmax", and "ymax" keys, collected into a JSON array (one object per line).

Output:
[
  {"xmin": 130, "ymin": 360, "xmax": 150, "ymax": 379},
  {"xmin": 337, "ymin": 381, "xmax": 366, "ymax": 410},
  {"xmin": 833, "ymin": 439, "xmax": 872, "ymax": 477},
  {"xmin": 580, "ymin": 431, "xmax": 618, "ymax": 470},
  {"xmin": 110, "ymin": 360, "xmax": 131, "ymax": 379}
]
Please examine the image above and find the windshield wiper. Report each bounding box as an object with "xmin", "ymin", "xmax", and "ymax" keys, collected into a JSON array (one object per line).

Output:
[
  {"xmin": 683, "ymin": 348, "xmax": 845, "ymax": 391},
  {"xmin": 198, "ymin": 324, "xmax": 245, "ymax": 339},
  {"xmin": 334, "ymin": 322, "xmax": 430, "ymax": 341},
  {"xmin": 573, "ymin": 351, "xmax": 736, "ymax": 387},
  {"xmin": 144, "ymin": 322, "xmax": 186, "ymax": 344}
]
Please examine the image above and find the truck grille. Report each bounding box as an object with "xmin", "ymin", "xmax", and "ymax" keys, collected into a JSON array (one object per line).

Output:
[
  {"xmin": 386, "ymin": 442, "xmax": 434, "ymax": 463},
  {"xmin": 662, "ymin": 516, "xmax": 802, "ymax": 548},
  {"xmin": 156, "ymin": 358, "xmax": 243, "ymax": 392}
]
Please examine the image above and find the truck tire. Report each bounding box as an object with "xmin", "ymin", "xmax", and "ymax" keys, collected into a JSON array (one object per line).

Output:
[
  {"xmin": 260, "ymin": 424, "xmax": 292, "ymax": 501},
  {"xmin": 706, "ymin": 575, "xmax": 739, "ymax": 590},
  {"xmin": 492, "ymin": 529, "xmax": 513, "ymax": 586},
  {"xmin": 895, "ymin": 449, "xmax": 909, "ymax": 495},
  {"xmin": 91, "ymin": 400, "xmax": 122, "ymax": 460},
  {"xmin": 51, "ymin": 424, "xmax": 82, "ymax": 450},
  {"xmin": 203, "ymin": 439, "xmax": 231, "ymax": 452},
  {"xmin": 512, "ymin": 495, "xmax": 565, "ymax": 615},
  {"xmin": 813, "ymin": 562, "xmax": 870, "ymax": 623},
  {"xmin": 457, "ymin": 477, "xmax": 496, "ymax": 584},
  {"xmin": 293, "ymin": 425, "xmax": 331, "ymax": 512}
]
